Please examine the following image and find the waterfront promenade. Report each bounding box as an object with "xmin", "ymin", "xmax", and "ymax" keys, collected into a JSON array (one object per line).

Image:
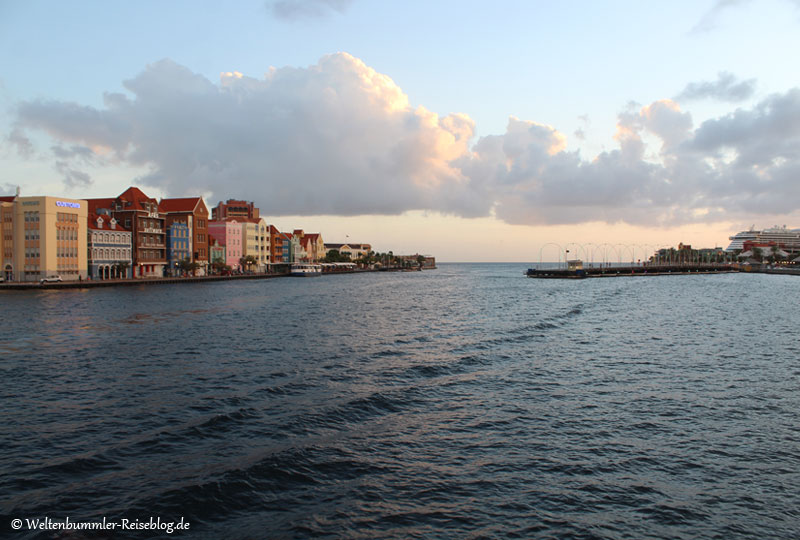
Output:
[{"xmin": 0, "ymin": 266, "xmax": 432, "ymax": 290}]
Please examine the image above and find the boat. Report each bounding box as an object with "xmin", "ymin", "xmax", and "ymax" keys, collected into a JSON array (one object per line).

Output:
[
  {"xmin": 290, "ymin": 263, "xmax": 322, "ymax": 276},
  {"xmin": 726, "ymin": 226, "xmax": 800, "ymax": 252}
]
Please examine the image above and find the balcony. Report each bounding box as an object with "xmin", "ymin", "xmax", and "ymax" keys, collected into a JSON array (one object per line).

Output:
[{"xmin": 142, "ymin": 228, "xmax": 163, "ymax": 234}]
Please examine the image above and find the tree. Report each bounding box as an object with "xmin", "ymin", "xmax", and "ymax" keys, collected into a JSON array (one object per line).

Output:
[
  {"xmin": 324, "ymin": 249, "xmax": 351, "ymax": 263},
  {"xmin": 112, "ymin": 260, "xmax": 130, "ymax": 279},
  {"xmin": 177, "ymin": 257, "xmax": 200, "ymax": 275},
  {"xmin": 751, "ymin": 247, "xmax": 763, "ymax": 262},
  {"xmin": 211, "ymin": 257, "xmax": 227, "ymax": 274},
  {"xmin": 770, "ymin": 245, "xmax": 783, "ymax": 264},
  {"xmin": 239, "ymin": 254, "xmax": 259, "ymax": 272}
]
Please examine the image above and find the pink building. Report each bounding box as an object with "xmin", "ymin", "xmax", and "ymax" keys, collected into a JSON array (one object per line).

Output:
[{"xmin": 208, "ymin": 219, "xmax": 243, "ymax": 270}]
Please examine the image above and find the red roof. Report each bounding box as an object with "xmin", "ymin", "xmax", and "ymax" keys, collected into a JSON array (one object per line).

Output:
[
  {"xmin": 159, "ymin": 197, "xmax": 206, "ymax": 214},
  {"xmin": 86, "ymin": 198, "xmax": 115, "ymax": 214},
  {"xmin": 0, "ymin": 196, "xmax": 15, "ymax": 203},
  {"xmin": 117, "ymin": 186, "xmax": 157, "ymax": 209},
  {"xmin": 88, "ymin": 213, "xmax": 130, "ymax": 232}
]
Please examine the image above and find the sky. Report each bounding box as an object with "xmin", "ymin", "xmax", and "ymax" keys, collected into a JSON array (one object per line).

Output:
[{"xmin": 2, "ymin": 0, "xmax": 800, "ymax": 262}]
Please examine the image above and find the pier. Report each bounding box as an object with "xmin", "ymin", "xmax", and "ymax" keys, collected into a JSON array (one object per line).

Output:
[{"xmin": 528, "ymin": 263, "xmax": 740, "ymax": 279}]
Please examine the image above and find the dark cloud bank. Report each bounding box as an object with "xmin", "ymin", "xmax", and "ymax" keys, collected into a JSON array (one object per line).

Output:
[{"xmin": 12, "ymin": 54, "xmax": 800, "ymax": 226}]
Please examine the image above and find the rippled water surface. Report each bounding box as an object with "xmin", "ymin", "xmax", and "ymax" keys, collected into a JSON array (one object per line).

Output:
[{"xmin": 2, "ymin": 264, "xmax": 799, "ymax": 539}]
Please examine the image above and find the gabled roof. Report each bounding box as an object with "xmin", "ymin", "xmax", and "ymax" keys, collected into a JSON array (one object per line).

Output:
[
  {"xmin": 88, "ymin": 213, "xmax": 130, "ymax": 232},
  {"xmin": 159, "ymin": 197, "xmax": 206, "ymax": 214},
  {"xmin": 116, "ymin": 187, "xmax": 157, "ymax": 210}
]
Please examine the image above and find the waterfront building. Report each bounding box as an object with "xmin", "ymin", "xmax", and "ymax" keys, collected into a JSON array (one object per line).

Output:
[
  {"xmin": 166, "ymin": 221, "xmax": 191, "ymax": 276},
  {"xmin": 88, "ymin": 213, "xmax": 132, "ymax": 279},
  {"xmin": 211, "ymin": 199, "xmax": 259, "ymax": 221},
  {"xmin": 293, "ymin": 230, "xmax": 325, "ymax": 262},
  {"xmin": 159, "ymin": 197, "xmax": 210, "ymax": 275},
  {"xmin": 281, "ymin": 232, "xmax": 293, "ymax": 263},
  {"xmin": 267, "ymin": 225, "xmax": 289, "ymax": 264},
  {"xmin": 289, "ymin": 232, "xmax": 305, "ymax": 263},
  {"xmin": 324, "ymin": 243, "xmax": 372, "ymax": 260},
  {"xmin": 89, "ymin": 187, "xmax": 166, "ymax": 278},
  {"xmin": 0, "ymin": 195, "xmax": 87, "ymax": 282},
  {"xmin": 240, "ymin": 218, "xmax": 271, "ymax": 271},
  {"xmin": 209, "ymin": 219, "xmax": 243, "ymax": 270},
  {"xmin": 209, "ymin": 238, "xmax": 226, "ymax": 271},
  {"xmin": 257, "ymin": 219, "xmax": 270, "ymax": 268}
]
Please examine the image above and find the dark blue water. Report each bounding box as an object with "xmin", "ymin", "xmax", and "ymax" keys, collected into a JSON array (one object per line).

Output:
[{"xmin": 1, "ymin": 264, "xmax": 799, "ymax": 539}]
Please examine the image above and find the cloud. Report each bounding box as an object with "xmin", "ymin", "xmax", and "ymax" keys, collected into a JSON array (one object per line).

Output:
[
  {"xmin": 54, "ymin": 161, "xmax": 92, "ymax": 189},
  {"xmin": 11, "ymin": 55, "xmax": 800, "ymax": 227},
  {"xmin": 675, "ymin": 72, "xmax": 756, "ymax": 103},
  {"xmin": 6, "ymin": 127, "xmax": 33, "ymax": 158},
  {"xmin": 690, "ymin": 0, "xmax": 751, "ymax": 34},
  {"xmin": 690, "ymin": 0, "xmax": 800, "ymax": 34},
  {"xmin": 267, "ymin": 0, "xmax": 353, "ymax": 20}
]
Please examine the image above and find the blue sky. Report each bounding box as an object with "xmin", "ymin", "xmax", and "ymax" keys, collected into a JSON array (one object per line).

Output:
[{"xmin": 2, "ymin": 0, "xmax": 800, "ymax": 261}]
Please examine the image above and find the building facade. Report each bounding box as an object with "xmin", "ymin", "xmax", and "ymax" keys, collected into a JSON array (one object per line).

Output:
[
  {"xmin": 89, "ymin": 187, "xmax": 166, "ymax": 278},
  {"xmin": 166, "ymin": 221, "xmax": 191, "ymax": 276},
  {"xmin": 294, "ymin": 230, "xmax": 325, "ymax": 262},
  {"xmin": 0, "ymin": 196, "xmax": 88, "ymax": 282},
  {"xmin": 159, "ymin": 197, "xmax": 210, "ymax": 275},
  {"xmin": 209, "ymin": 238, "xmax": 226, "ymax": 272},
  {"xmin": 211, "ymin": 199, "xmax": 259, "ymax": 221},
  {"xmin": 209, "ymin": 219, "xmax": 243, "ymax": 270},
  {"xmin": 324, "ymin": 243, "xmax": 372, "ymax": 260},
  {"xmin": 88, "ymin": 214, "xmax": 132, "ymax": 279},
  {"xmin": 240, "ymin": 218, "xmax": 271, "ymax": 271}
]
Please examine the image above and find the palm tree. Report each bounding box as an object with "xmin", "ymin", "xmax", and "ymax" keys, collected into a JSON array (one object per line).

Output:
[{"xmin": 770, "ymin": 245, "xmax": 783, "ymax": 265}]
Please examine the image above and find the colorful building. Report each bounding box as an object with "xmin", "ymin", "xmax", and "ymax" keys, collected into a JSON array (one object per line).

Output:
[
  {"xmin": 211, "ymin": 199, "xmax": 259, "ymax": 221},
  {"xmin": 166, "ymin": 221, "xmax": 191, "ymax": 276},
  {"xmin": 89, "ymin": 187, "xmax": 166, "ymax": 278},
  {"xmin": 267, "ymin": 224, "xmax": 289, "ymax": 265},
  {"xmin": 0, "ymin": 195, "xmax": 88, "ymax": 282},
  {"xmin": 240, "ymin": 217, "xmax": 271, "ymax": 271},
  {"xmin": 88, "ymin": 213, "xmax": 132, "ymax": 279},
  {"xmin": 293, "ymin": 230, "xmax": 325, "ymax": 262},
  {"xmin": 159, "ymin": 197, "xmax": 210, "ymax": 275},
  {"xmin": 208, "ymin": 219, "xmax": 243, "ymax": 270},
  {"xmin": 209, "ymin": 238, "xmax": 226, "ymax": 271}
]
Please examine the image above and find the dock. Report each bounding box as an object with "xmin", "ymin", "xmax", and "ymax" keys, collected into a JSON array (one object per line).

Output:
[{"xmin": 527, "ymin": 263, "xmax": 741, "ymax": 279}]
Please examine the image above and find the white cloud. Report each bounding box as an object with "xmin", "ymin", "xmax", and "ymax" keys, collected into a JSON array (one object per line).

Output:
[
  {"xmin": 267, "ymin": 0, "xmax": 353, "ymax": 20},
  {"xmin": 11, "ymin": 54, "xmax": 800, "ymax": 227}
]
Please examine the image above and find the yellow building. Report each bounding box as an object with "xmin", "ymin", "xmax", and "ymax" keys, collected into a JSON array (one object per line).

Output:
[{"xmin": 1, "ymin": 196, "xmax": 88, "ymax": 282}]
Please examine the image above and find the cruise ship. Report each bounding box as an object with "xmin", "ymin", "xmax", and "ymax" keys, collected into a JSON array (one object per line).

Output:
[{"xmin": 726, "ymin": 226, "xmax": 800, "ymax": 252}]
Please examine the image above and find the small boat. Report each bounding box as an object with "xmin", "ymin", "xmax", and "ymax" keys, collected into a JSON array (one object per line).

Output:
[{"xmin": 290, "ymin": 263, "xmax": 322, "ymax": 276}]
